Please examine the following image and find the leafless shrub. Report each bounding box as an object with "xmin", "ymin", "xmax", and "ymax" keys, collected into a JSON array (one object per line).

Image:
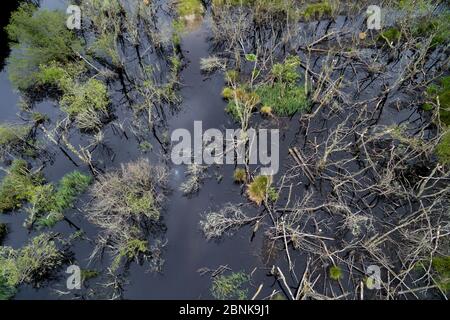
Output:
[
  {"xmin": 86, "ymin": 159, "xmax": 168, "ymax": 270},
  {"xmin": 180, "ymin": 163, "xmax": 208, "ymax": 195},
  {"xmin": 200, "ymin": 204, "xmax": 257, "ymax": 240},
  {"xmin": 200, "ymin": 56, "xmax": 225, "ymax": 73}
]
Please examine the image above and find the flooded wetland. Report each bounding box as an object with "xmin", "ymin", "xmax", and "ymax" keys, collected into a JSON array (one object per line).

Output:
[{"xmin": 0, "ymin": 0, "xmax": 449, "ymax": 300}]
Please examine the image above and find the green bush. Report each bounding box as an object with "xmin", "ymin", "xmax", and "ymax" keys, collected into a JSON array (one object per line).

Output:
[
  {"xmin": 111, "ymin": 238, "xmax": 148, "ymax": 271},
  {"xmin": 0, "ymin": 162, "xmax": 91, "ymax": 228},
  {"xmin": 60, "ymin": 78, "xmax": 109, "ymax": 117},
  {"xmin": 33, "ymin": 171, "xmax": 91, "ymax": 227},
  {"xmin": 0, "ymin": 124, "xmax": 31, "ymax": 150},
  {"xmin": 50, "ymin": 171, "xmax": 92, "ymax": 213},
  {"xmin": 233, "ymin": 168, "xmax": 247, "ymax": 184},
  {"xmin": 272, "ymin": 56, "xmax": 301, "ymax": 85},
  {"xmin": 37, "ymin": 61, "xmax": 86, "ymax": 89},
  {"xmin": 0, "ymin": 233, "xmax": 65, "ymax": 299},
  {"xmin": 0, "ymin": 160, "xmax": 43, "ymax": 213},
  {"xmin": 81, "ymin": 269, "xmax": 100, "ymax": 282},
  {"xmin": 256, "ymin": 55, "xmax": 309, "ymax": 116},
  {"xmin": 211, "ymin": 271, "xmax": 250, "ymax": 300},
  {"xmin": 256, "ymin": 83, "xmax": 308, "ymax": 116},
  {"xmin": 177, "ymin": 0, "xmax": 204, "ymax": 16},
  {"xmin": 6, "ymin": 3, "xmax": 82, "ymax": 91}
]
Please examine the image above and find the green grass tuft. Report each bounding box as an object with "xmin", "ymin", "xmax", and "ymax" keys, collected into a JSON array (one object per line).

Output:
[
  {"xmin": 256, "ymin": 83, "xmax": 308, "ymax": 116},
  {"xmin": 233, "ymin": 168, "xmax": 247, "ymax": 184},
  {"xmin": 303, "ymin": 2, "xmax": 332, "ymax": 20}
]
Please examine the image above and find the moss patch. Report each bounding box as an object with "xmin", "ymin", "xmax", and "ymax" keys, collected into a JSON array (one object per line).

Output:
[{"xmin": 329, "ymin": 265, "xmax": 343, "ymax": 281}]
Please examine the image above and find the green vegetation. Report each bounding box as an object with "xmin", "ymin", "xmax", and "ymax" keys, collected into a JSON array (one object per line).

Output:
[
  {"xmin": 222, "ymin": 87, "xmax": 234, "ymax": 100},
  {"xmin": 37, "ymin": 62, "xmax": 109, "ymax": 117},
  {"xmin": 224, "ymin": 87, "xmax": 260, "ymax": 122},
  {"xmin": 0, "ymin": 233, "xmax": 65, "ymax": 299},
  {"xmin": 112, "ymin": 238, "xmax": 149, "ymax": 271},
  {"xmin": 0, "ymin": 124, "xmax": 32, "ymax": 157},
  {"xmin": 436, "ymin": 131, "xmax": 450, "ymax": 165},
  {"xmin": 378, "ymin": 27, "xmax": 402, "ymax": 45},
  {"xmin": 256, "ymin": 83, "xmax": 308, "ymax": 116},
  {"xmin": 0, "ymin": 160, "xmax": 91, "ymax": 228},
  {"xmin": 81, "ymin": 269, "xmax": 100, "ymax": 282},
  {"xmin": 36, "ymin": 61, "xmax": 109, "ymax": 131},
  {"xmin": 413, "ymin": 12, "xmax": 450, "ymax": 46},
  {"xmin": 329, "ymin": 265, "xmax": 343, "ymax": 281},
  {"xmin": 6, "ymin": 3, "xmax": 82, "ymax": 91},
  {"xmin": 177, "ymin": 0, "xmax": 204, "ymax": 16},
  {"xmin": 397, "ymin": 0, "xmax": 434, "ymax": 14},
  {"xmin": 431, "ymin": 256, "xmax": 450, "ymax": 293},
  {"xmin": 225, "ymin": 70, "xmax": 239, "ymax": 84},
  {"xmin": 0, "ymin": 160, "xmax": 43, "ymax": 213},
  {"xmin": 211, "ymin": 271, "xmax": 250, "ymax": 300},
  {"xmin": 247, "ymin": 175, "xmax": 276, "ymax": 205},
  {"xmin": 424, "ymin": 76, "xmax": 450, "ymax": 126},
  {"xmin": 212, "ymin": 0, "xmax": 300, "ymax": 18},
  {"xmin": 256, "ymin": 56, "xmax": 309, "ymax": 116},
  {"xmin": 60, "ymin": 79, "xmax": 109, "ymax": 117},
  {"xmin": 0, "ymin": 124, "xmax": 31, "ymax": 148},
  {"xmin": 87, "ymin": 159, "xmax": 167, "ymax": 271},
  {"xmin": 303, "ymin": 2, "xmax": 332, "ymax": 21},
  {"xmin": 233, "ymin": 168, "xmax": 247, "ymax": 184},
  {"xmin": 32, "ymin": 171, "xmax": 92, "ymax": 228},
  {"xmin": 139, "ymin": 141, "xmax": 152, "ymax": 152},
  {"xmin": 89, "ymin": 32, "xmax": 121, "ymax": 67},
  {"xmin": 48, "ymin": 172, "xmax": 92, "ymax": 214}
]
